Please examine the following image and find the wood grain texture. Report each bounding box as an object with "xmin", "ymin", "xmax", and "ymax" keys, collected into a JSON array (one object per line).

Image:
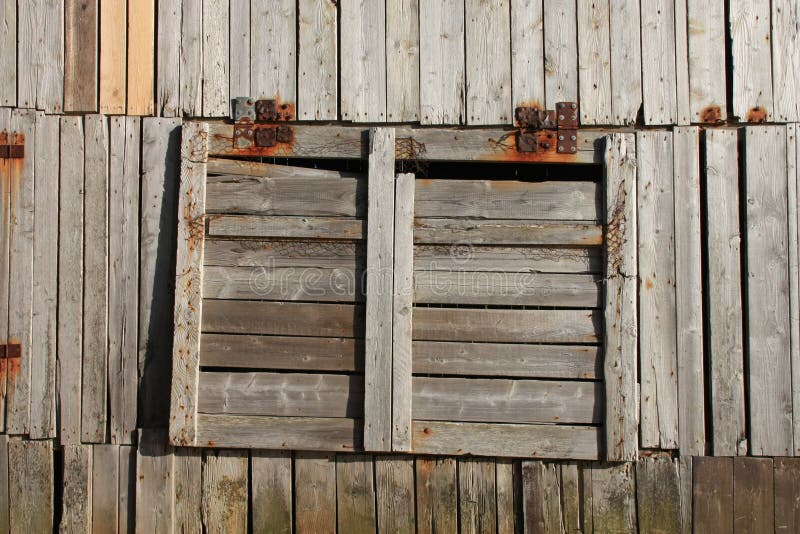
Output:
[
  {"xmin": 376, "ymin": 456, "xmax": 415, "ymax": 534},
  {"xmin": 687, "ymin": 0, "xmax": 726, "ymax": 122},
  {"xmin": 416, "ymin": 457, "xmax": 458, "ymax": 534},
  {"xmin": 511, "ymin": 0, "xmax": 544, "ymax": 110},
  {"xmin": 636, "ymin": 457, "xmax": 680, "ymax": 533},
  {"xmin": 578, "ymin": 0, "xmax": 611, "ymax": 125},
  {"xmin": 589, "ymin": 462, "xmax": 637, "ymax": 532},
  {"xmin": 202, "ymin": 0, "xmax": 229, "ymax": 116},
  {"xmin": 202, "ymin": 450, "xmax": 248, "ymax": 533},
  {"xmin": 156, "ymin": 0, "xmax": 181, "ymax": 116},
  {"xmin": 251, "ymin": 451, "xmax": 292, "ymax": 534},
  {"xmin": 207, "ymin": 157, "xmax": 362, "ymax": 178},
  {"xmin": 730, "ymin": 0, "xmax": 773, "ymax": 120},
  {"xmin": 207, "ymin": 215, "xmax": 365, "ymax": 240},
  {"xmin": 543, "ymin": 0, "xmax": 578, "ymax": 108},
  {"xmin": 416, "ymin": 244, "xmax": 603, "ymax": 273},
  {"xmin": 18, "ymin": 0, "xmax": 64, "ymax": 112},
  {"xmin": 8, "ymin": 440, "xmax": 53, "ymax": 533},
  {"xmin": 173, "ymin": 447, "xmax": 202, "ymax": 533},
  {"xmin": 393, "ymin": 173, "xmax": 414, "ymax": 451},
  {"xmin": 772, "ymin": 0, "xmax": 800, "ymax": 121},
  {"xmin": 135, "ymin": 430, "xmax": 174, "ymax": 532},
  {"xmin": 609, "ymin": 0, "xmax": 641, "ymax": 125},
  {"xmin": 0, "ymin": 0, "xmax": 15, "ymax": 106},
  {"xmin": 693, "ymin": 457, "xmax": 733, "ymax": 533},
  {"xmin": 774, "ymin": 458, "xmax": 800, "ymax": 532},
  {"xmin": 733, "ymin": 457, "xmax": 774, "ymax": 534},
  {"xmin": 65, "ymin": 0, "xmax": 98, "ymax": 111},
  {"xmin": 61, "ymin": 444, "xmax": 92, "ymax": 534},
  {"xmin": 180, "ymin": 0, "xmax": 203, "ymax": 116},
  {"xmin": 674, "ymin": 0, "xmax": 691, "ymax": 125},
  {"xmin": 126, "ymin": 0, "xmax": 155, "ymax": 114},
  {"xmin": 92, "ymin": 445, "xmax": 119, "ymax": 534},
  {"xmin": 413, "ymin": 218, "xmax": 602, "ymax": 246},
  {"xmin": 0, "ymin": 110, "xmax": 8, "ymax": 432},
  {"xmin": 419, "ymin": 0, "xmax": 465, "ymax": 124},
  {"xmin": 229, "ymin": 0, "xmax": 250, "ymax": 99},
  {"xmin": 465, "ymin": 0, "xmax": 511, "ymax": 125},
  {"xmin": 336, "ymin": 455, "xmax": 376, "ymax": 533},
  {"xmin": 252, "ymin": 0, "xmax": 295, "ymax": 104},
  {"xmin": 641, "ymin": 0, "xmax": 676, "ymax": 124},
  {"xmin": 99, "ymin": 0, "xmax": 126, "ymax": 114},
  {"xmin": 340, "ymin": 0, "xmax": 386, "ymax": 122},
  {"xmin": 295, "ymin": 453, "xmax": 336, "ymax": 534},
  {"xmin": 522, "ymin": 461, "xmax": 563, "ymax": 533},
  {"xmin": 790, "ymin": 126, "xmax": 800, "ymax": 455},
  {"xmin": 495, "ymin": 460, "xmax": 516, "ymax": 534},
  {"xmin": 0, "ymin": 436, "xmax": 7, "ymax": 533},
  {"xmin": 386, "ymin": 0, "xmax": 419, "ymax": 122},
  {"xmin": 297, "ymin": 0, "xmax": 337, "ymax": 120},
  {"xmin": 459, "ymin": 459, "xmax": 496, "ymax": 533}
]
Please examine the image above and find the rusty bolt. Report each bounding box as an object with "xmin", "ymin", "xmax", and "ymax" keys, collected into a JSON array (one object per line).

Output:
[
  {"xmin": 558, "ymin": 146, "xmax": 564, "ymax": 152},
  {"xmin": 558, "ymin": 134, "xmax": 565, "ymax": 141}
]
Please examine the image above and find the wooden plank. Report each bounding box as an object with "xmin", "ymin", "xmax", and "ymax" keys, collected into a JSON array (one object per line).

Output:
[
  {"xmin": 459, "ymin": 459, "xmax": 496, "ymax": 534},
  {"xmin": 706, "ymin": 128, "xmax": 747, "ymax": 456},
  {"xmin": 393, "ymin": 173, "xmax": 414, "ymax": 451},
  {"xmin": 674, "ymin": 0, "xmax": 691, "ymax": 125},
  {"xmin": 81, "ymin": 114, "xmax": 109, "ymax": 443},
  {"xmin": 774, "ymin": 458, "xmax": 800, "ymax": 532},
  {"xmin": 202, "ymin": 450, "xmax": 248, "ymax": 533},
  {"xmin": 543, "ymin": 0, "xmax": 578, "ymax": 108},
  {"xmin": 733, "ymin": 457, "xmax": 774, "ymax": 534},
  {"xmin": 413, "ymin": 307, "xmax": 600, "ymax": 344},
  {"xmin": 376, "ymin": 456, "xmax": 415, "ymax": 534},
  {"xmin": 92, "ymin": 445, "xmax": 119, "ymax": 534},
  {"xmin": 118, "ymin": 445, "xmax": 135, "ymax": 534},
  {"xmin": 173, "ymin": 448, "xmax": 202, "ymax": 533},
  {"xmin": 202, "ymin": 0, "xmax": 229, "ymax": 117},
  {"xmin": 61, "ymin": 445, "xmax": 92, "ymax": 534},
  {"xmin": 416, "ymin": 457, "xmax": 458, "ymax": 534},
  {"xmin": 99, "ymin": 0, "xmax": 126, "ymax": 114},
  {"xmin": 156, "ymin": 0, "xmax": 181, "ymax": 116},
  {"xmin": 204, "ymin": 241, "xmax": 363, "ymax": 271},
  {"xmin": 416, "ymin": 244, "xmax": 603, "ymax": 273},
  {"xmin": 207, "ymin": 214, "xmax": 365, "ymax": 240},
  {"xmin": 588, "ymin": 462, "xmax": 637, "ymax": 532},
  {"xmin": 496, "ymin": 460, "xmax": 516, "ymax": 534},
  {"xmin": 792, "ymin": 126, "xmax": 800, "ymax": 456},
  {"xmin": 413, "ymin": 377, "xmax": 601, "ymax": 424},
  {"xmin": 8, "ymin": 440, "xmax": 53, "ymax": 533},
  {"xmin": 608, "ymin": 0, "xmax": 641, "ymax": 125},
  {"xmin": 0, "ymin": 437, "xmax": 6, "ymax": 534},
  {"xmin": 295, "ymin": 453, "xmax": 336, "ymax": 534},
  {"xmin": 604, "ymin": 133, "xmax": 638, "ymax": 461},
  {"xmin": 386, "ymin": 0, "xmax": 419, "ymax": 122},
  {"xmin": 252, "ymin": 0, "xmax": 295, "ymax": 104},
  {"xmin": 414, "ymin": 179, "xmax": 600, "ymax": 221},
  {"xmin": 251, "ymin": 451, "xmax": 292, "ymax": 534},
  {"xmin": 109, "ymin": 117, "xmax": 140, "ymax": 445},
  {"xmin": 0, "ymin": 0, "xmax": 15, "ymax": 106},
  {"xmin": 18, "ymin": 0, "xmax": 64, "ymax": 112},
  {"xmin": 674, "ymin": 126, "xmax": 705, "ymax": 455},
  {"xmin": 745, "ymin": 126, "xmax": 793, "ymax": 455},
  {"xmin": 340, "ymin": 0, "xmax": 386, "ymax": 121},
  {"xmin": 0, "ymin": 110, "xmax": 8, "ymax": 432},
  {"xmin": 678, "ymin": 456, "xmax": 693, "ymax": 534},
  {"xmin": 126, "ymin": 0, "xmax": 155, "ymax": 114},
  {"xmin": 521, "ymin": 461, "xmax": 562, "ymax": 533},
  {"xmin": 465, "ymin": 0, "xmax": 511, "ymax": 125},
  {"xmin": 135, "ymin": 430, "xmax": 174, "ymax": 532},
  {"xmin": 207, "ymin": 158, "xmax": 361, "ymax": 178},
  {"xmin": 58, "ymin": 116, "xmax": 84, "ymax": 445},
  {"xmin": 560, "ymin": 463, "xmax": 581, "ymax": 533},
  {"xmin": 336, "ymin": 455, "xmax": 376, "ymax": 533},
  {"xmin": 229, "ymin": 0, "xmax": 250, "ymax": 98},
  {"xmin": 65, "ymin": 0, "xmax": 97, "ymax": 111},
  {"xmin": 414, "ymin": 219, "xmax": 603, "ymax": 246},
  {"xmin": 140, "ymin": 118, "xmax": 182, "ymax": 428},
  {"xmin": 578, "ymin": 0, "xmax": 611, "ymax": 125},
  {"xmin": 510, "ymin": 0, "xmax": 545, "ymax": 111},
  {"xmin": 730, "ymin": 0, "xmax": 773, "ymax": 121},
  {"xmin": 419, "ymin": 0, "xmax": 465, "ymax": 124},
  {"xmin": 29, "ymin": 114, "xmax": 58, "ymax": 439},
  {"xmin": 640, "ymin": 0, "xmax": 676, "ymax": 124},
  {"xmin": 637, "ymin": 130, "xmax": 678, "ymax": 449},
  {"xmin": 412, "ymin": 421, "xmax": 600, "ymax": 459},
  {"xmin": 636, "ymin": 456, "xmax": 680, "ymax": 533},
  {"xmin": 772, "ymin": 0, "xmax": 800, "ymax": 121},
  {"xmin": 364, "ymin": 128, "xmax": 395, "ymax": 451},
  {"xmin": 297, "ymin": 0, "xmax": 337, "ymax": 120},
  {"xmin": 687, "ymin": 0, "xmax": 726, "ymax": 122},
  {"xmin": 170, "ymin": 121, "xmax": 208, "ymax": 447},
  {"xmin": 413, "ymin": 341, "xmax": 600, "ymax": 379},
  {"xmin": 196, "ymin": 414, "xmax": 362, "ymax": 450},
  {"xmin": 180, "ymin": 0, "xmax": 203, "ymax": 116},
  {"xmin": 693, "ymin": 457, "xmax": 733, "ymax": 533}
]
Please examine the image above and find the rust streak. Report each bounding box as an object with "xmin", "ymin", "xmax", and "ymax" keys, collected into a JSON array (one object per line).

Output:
[
  {"xmin": 746, "ymin": 106, "xmax": 768, "ymax": 123},
  {"xmin": 699, "ymin": 105, "xmax": 722, "ymax": 124}
]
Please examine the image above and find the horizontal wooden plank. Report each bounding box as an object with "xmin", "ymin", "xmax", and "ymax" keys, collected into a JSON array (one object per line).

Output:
[
  {"xmin": 411, "ymin": 421, "xmax": 601, "ymax": 459},
  {"xmin": 414, "ymin": 271, "xmax": 601, "ymax": 307},
  {"xmin": 198, "ymin": 372, "xmax": 364, "ymax": 417},
  {"xmin": 415, "ymin": 244, "xmax": 603, "ymax": 273},
  {"xmin": 205, "ymin": 239, "xmax": 364, "ymax": 268},
  {"xmin": 414, "ymin": 219, "xmax": 602, "ymax": 246},
  {"xmin": 415, "ymin": 179, "xmax": 600, "ymax": 221},
  {"xmin": 206, "ymin": 176, "xmax": 365, "ymax": 217},
  {"xmin": 208, "ymin": 215, "xmax": 365, "ymax": 240},
  {"xmin": 207, "ymin": 157, "xmax": 362, "ymax": 178},
  {"xmin": 201, "ymin": 334, "xmax": 364, "ymax": 371},
  {"xmin": 412, "ymin": 307, "xmax": 601, "ymax": 343},
  {"xmin": 412, "ymin": 341, "xmax": 600, "ymax": 379},
  {"xmin": 203, "ymin": 265, "xmax": 364, "ymax": 302},
  {"xmin": 412, "ymin": 377, "xmax": 602, "ymax": 424},
  {"xmin": 196, "ymin": 414, "xmax": 363, "ymax": 450},
  {"xmin": 203, "ymin": 300, "xmax": 365, "ymax": 337}
]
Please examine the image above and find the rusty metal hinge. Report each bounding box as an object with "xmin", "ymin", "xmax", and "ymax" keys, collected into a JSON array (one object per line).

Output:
[
  {"xmin": 233, "ymin": 121, "xmax": 255, "ymax": 149},
  {"xmin": 256, "ymin": 99, "xmax": 293, "ymax": 122},
  {"xmin": 515, "ymin": 102, "xmax": 579, "ymax": 154},
  {"xmin": 0, "ymin": 343, "xmax": 21, "ymax": 359}
]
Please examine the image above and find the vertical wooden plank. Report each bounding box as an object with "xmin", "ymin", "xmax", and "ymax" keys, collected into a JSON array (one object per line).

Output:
[
  {"xmin": 99, "ymin": 0, "xmax": 127, "ymax": 114},
  {"xmin": 297, "ymin": 0, "xmax": 337, "ymax": 120},
  {"xmin": 636, "ymin": 457, "xmax": 681, "ymax": 533},
  {"xmin": 295, "ymin": 453, "xmax": 336, "ymax": 534},
  {"xmin": 58, "ymin": 116, "xmax": 84, "ymax": 445},
  {"xmin": 581, "ymin": 462, "xmax": 593, "ymax": 534},
  {"xmin": 465, "ymin": 0, "xmax": 511, "ymax": 125},
  {"xmin": 730, "ymin": 0, "xmax": 773, "ymax": 121},
  {"xmin": 543, "ymin": 0, "xmax": 578, "ymax": 108},
  {"xmin": 229, "ymin": 0, "xmax": 250, "ymax": 99},
  {"xmin": 687, "ymin": 0, "xmax": 726, "ymax": 122},
  {"xmin": 772, "ymin": 0, "xmax": 800, "ymax": 122},
  {"xmin": 157, "ymin": 0, "xmax": 181, "ymax": 116},
  {"xmin": 678, "ymin": 456, "xmax": 693, "ymax": 534},
  {"xmin": 419, "ymin": 0, "xmax": 465, "ymax": 124},
  {"xmin": 364, "ymin": 128, "xmax": 395, "ymax": 451},
  {"xmin": 118, "ymin": 445, "xmax": 135, "ymax": 534},
  {"xmin": 577, "ymin": 0, "xmax": 611, "ymax": 125},
  {"xmin": 495, "ymin": 460, "xmax": 516, "ymax": 534},
  {"xmin": 92, "ymin": 445, "xmax": 119, "ymax": 534},
  {"xmin": 336, "ymin": 455, "xmax": 376, "ymax": 533},
  {"xmin": 587, "ymin": 463, "xmax": 636, "ymax": 532},
  {"xmin": 29, "ymin": 113, "xmax": 58, "ymax": 439},
  {"xmin": 81, "ymin": 114, "xmax": 109, "ymax": 444},
  {"xmin": 511, "ymin": 0, "xmax": 545, "ymax": 111},
  {"xmin": 340, "ymin": 0, "xmax": 386, "ymax": 122},
  {"xmin": 693, "ymin": 457, "xmax": 733, "ymax": 533},
  {"xmin": 8, "ymin": 440, "xmax": 53, "ymax": 533},
  {"xmin": 61, "ymin": 444, "xmax": 92, "ymax": 534},
  {"xmin": 386, "ymin": 0, "xmax": 419, "ymax": 122},
  {"xmin": 19, "ymin": 0, "xmax": 64, "ymax": 112},
  {"xmin": 0, "ymin": 436, "xmax": 7, "ymax": 534},
  {"xmin": 608, "ymin": 0, "xmax": 641, "ymax": 125},
  {"xmin": 180, "ymin": 0, "xmax": 204, "ymax": 116},
  {"xmin": 169, "ymin": 121, "xmax": 208, "ymax": 447},
  {"xmin": 522, "ymin": 461, "xmax": 562, "ymax": 533},
  {"xmin": 416, "ymin": 457, "xmax": 458, "ymax": 534},
  {"xmin": 202, "ymin": 450, "xmax": 248, "ymax": 533},
  {"xmin": 392, "ymin": 173, "xmax": 414, "ymax": 451},
  {"xmin": 376, "ymin": 456, "xmax": 415, "ymax": 534},
  {"xmin": 127, "ymin": 0, "xmax": 155, "ymax": 115},
  {"xmin": 706, "ymin": 128, "xmax": 747, "ymax": 456},
  {"xmin": 140, "ymin": 118, "xmax": 181, "ymax": 429},
  {"xmin": 202, "ymin": 0, "xmax": 230, "ymax": 117},
  {"xmin": 0, "ymin": 0, "xmax": 15, "ymax": 106},
  {"xmin": 637, "ymin": 130, "xmax": 679, "ymax": 450},
  {"xmin": 251, "ymin": 451, "xmax": 292, "ymax": 533},
  {"xmin": 459, "ymin": 459, "xmax": 496, "ymax": 534},
  {"xmin": 0, "ymin": 110, "xmax": 8, "ymax": 432},
  {"xmin": 560, "ymin": 463, "xmax": 580, "ymax": 533},
  {"xmin": 65, "ymin": 0, "xmax": 98, "ymax": 112},
  {"xmin": 251, "ymin": 0, "xmax": 296, "ymax": 104},
  {"xmin": 16, "ymin": 0, "xmax": 39, "ymax": 109},
  {"xmin": 733, "ymin": 457, "xmax": 774, "ymax": 534},
  {"xmin": 641, "ymin": 0, "xmax": 676, "ymax": 124},
  {"xmin": 136, "ymin": 429, "xmax": 174, "ymax": 533},
  {"xmin": 674, "ymin": 126, "xmax": 705, "ymax": 455},
  {"xmin": 173, "ymin": 448, "xmax": 202, "ymax": 533},
  {"xmin": 6, "ymin": 110, "xmax": 36, "ymax": 435},
  {"xmin": 109, "ymin": 117, "xmax": 140, "ymax": 445},
  {"xmin": 793, "ymin": 127, "xmax": 800, "ymax": 456},
  {"xmin": 745, "ymin": 126, "xmax": 793, "ymax": 456},
  {"xmin": 674, "ymin": 0, "xmax": 691, "ymax": 126},
  {"xmin": 775, "ymin": 458, "xmax": 800, "ymax": 532}
]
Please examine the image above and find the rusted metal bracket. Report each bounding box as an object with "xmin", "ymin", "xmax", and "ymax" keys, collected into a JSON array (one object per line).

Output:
[
  {"xmin": 0, "ymin": 343, "xmax": 21, "ymax": 359},
  {"xmin": 256, "ymin": 99, "xmax": 293, "ymax": 122},
  {"xmin": 233, "ymin": 97, "xmax": 255, "ymax": 122},
  {"xmin": 515, "ymin": 102, "xmax": 579, "ymax": 154},
  {"xmin": 233, "ymin": 121, "xmax": 255, "ymax": 149},
  {"xmin": 254, "ymin": 125, "xmax": 293, "ymax": 148},
  {"xmin": 0, "ymin": 130, "xmax": 24, "ymax": 159}
]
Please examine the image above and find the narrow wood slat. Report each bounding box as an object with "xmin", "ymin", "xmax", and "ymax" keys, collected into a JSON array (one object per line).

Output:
[
  {"xmin": 202, "ymin": 450, "xmax": 248, "ymax": 533},
  {"xmin": 135, "ymin": 430, "xmax": 174, "ymax": 532},
  {"xmin": 413, "ymin": 218, "xmax": 602, "ymax": 246},
  {"xmin": 578, "ymin": 0, "xmax": 611, "ymax": 125},
  {"xmin": 376, "ymin": 456, "xmax": 415, "ymax": 534},
  {"xmin": 496, "ymin": 460, "xmax": 516, "ymax": 534},
  {"xmin": 297, "ymin": 0, "xmax": 337, "ymax": 120},
  {"xmin": 336, "ymin": 455, "xmax": 376, "ymax": 533},
  {"xmin": 8, "ymin": 440, "xmax": 54, "ymax": 533},
  {"xmin": 126, "ymin": 0, "xmax": 155, "ymax": 115},
  {"xmin": 208, "ymin": 214, "xmax": 365, "ymax": 240},
  {"xmin": 674, "ymin": 0, "xmax": 691, "ymax": 126},
  {"xmin": 229, "ymin": 0, "xmax": 250, "ymax": 98},
  {"xmin": 640, "ymin": 0, "xmax": 676, "ymax": 124},
  {"xmin": 173, "ymin": 448, "xmax": 202, "ymax": 533},
  {"xmin": 730, "ymin": 0, "xmax": 773, "ymax": 121},
  {"xmin": 775, "ymin": 458, "xmax": 800, "ymax": 532},
  {"xmin": 609, "ymin": 0, "xmax": 641, "ymax": 125},
  {"xmin": 733, "ymin": 457, "xmax": 774, "ymax": 534},
  {"xmin": 543, "ymin": 0, "xmax": 577, "ymax": 108},
  {"xmin": 202, "ymin": 0, "xmax": 229, "ymax": 117},
  {"xmin": 687, "ymin": 0, "xmax": 726, "ymax": 122},
  {"xmin": 156, "ymin": 0, "xmax": 180, "ymax": 116},
  {"xmin": 251, "ymin": 451, "xmax": 292, "ymax": 534},
  {"xmin": 65, "ymin": 0, "xmax": 98, "ymax": 111},
  {"xmin": 419, "ymin": 0, "xmax": 465, "ymax": 124},
  {"xmin": 791, "ymin": 126, "xmax": 800, "ymax": 455},
  {"xmin": 18, "ymin": 0, "xmax": 63, "ymax": 112},
  {"xmin": 510, "ymin": 0, "xmax": 545, "ymax": 111},
  {"xmin": 340, "ymin": 0, "xmax": 386, "ymax": 122},
  {"xmin": 61, "ymin": 444, "xmax": 91, "ymax": 533},
  {"xmin": 295, "ymin": 453, "xmax": 336, "ymax": 534},
  {"xmin": 393, "ymin": 173, "xmax": 414, "ymax": 451},
  {"xmin": 252, "ymin": 0, "xmax": 295, "ymax": 103},
  {"xmin": 590, "ymin": 462, "xmax": 637, "ymax": 532},
  {"xmin": 180, "ymin": 0, "xmax": 203, "ymax": 116},
  {"xmin": 692, "ymin": 457, "xmax": 733, "ymax": 533},
  {"xmin": 465, "ymin": 0, "xmax": 511, "ymax": 125},
  {"xmin": 636, "ymin": 457, "xmax": 680, "ymax": 533},
  {"xmin": 0, "ymin": 436, "xmax": 7, "ymax": 533},
  {"xmin": 522, "ymin": 461, "xmax": 563, "ymax": 533},
  {"xmin": 92, "ymin": 445, "xmax": 119, "ymax": 534},
  {"xmin": 0, "ymin": 110, "xmax": 8, "ymax": 432},
  {"xmin": 386, "ymin": 0, "xmax": 419, "ymax": 122},
  {"xmin": 416, "ymin": 458, "xmax": 458, "ymax": 534},
  {"xmin": 0, "ymin": 0, "xmax": 15, "ymax": 106},
  {"xmin": 772, "ymin": 0, "xmax": 800, "ymax": 121},
  {"xmin": 415, "ymin": 244, "xmax": 603, "ymax": 273},
  {"xmin": 118, "ymin": 445, "xmax": 135, "ymax": 534},
  {"xmin": 99, "ymin": 0, "xmax": 126, "ymax": 114},
  {"xmin": 459, "ymin": 459, "xmax": 496, "ymax": 534},
  {"xmin": 207, "ymin": 157, "xmax": 361, "ymax": 178},
  {"xmin": 678, "ymin": 456, "xmax": 693, "ymax": 534},
  {"xmin": 560, "ymin": 463, "xmax": 580, "ymax": 532}
]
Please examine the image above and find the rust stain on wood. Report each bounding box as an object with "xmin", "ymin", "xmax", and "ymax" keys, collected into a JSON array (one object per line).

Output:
[
  {"xmin": 700, "ymin": 105, "xmax": 722, "ymax": 123},
  {"xmin": 746, "ymin": 107, "xmax": 768, "ymax": 123},
  {"xmin": 481, "ymin": 131, "xmax": 581, "ymax": 163}
]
